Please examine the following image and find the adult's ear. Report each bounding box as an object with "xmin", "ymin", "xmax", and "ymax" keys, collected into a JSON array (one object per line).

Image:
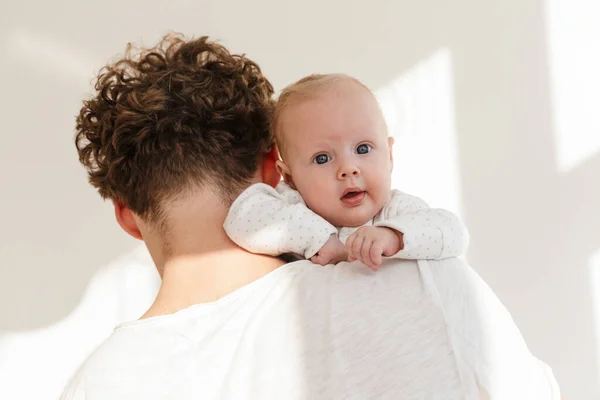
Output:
[
  {"xmin": 113, "ymin": 200, "xmax": 143, "ymax": 240},
  {"xmin": 262, "ymin": 146, "xmax": 282, "ymax": 188}
]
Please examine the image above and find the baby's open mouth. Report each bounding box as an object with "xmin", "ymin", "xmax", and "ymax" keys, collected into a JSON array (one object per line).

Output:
[
  {"xmin": 342, "ymin": 191, "xmax": 363, "ymax": 199},
  {"xmin": 340, "ymin": 188, "xmax": 366, "ymax": 206}
]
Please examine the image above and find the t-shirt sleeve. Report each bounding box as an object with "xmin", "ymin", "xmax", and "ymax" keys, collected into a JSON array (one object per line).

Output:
[
  {"xmin": 224, "ymin": 182, "xmax": 337, "ymax": 258},
  {"xmin": 374, "ymin": 190, "xmax": 469, "ymax": 260},
  {"xmin": 420, "ymin": 258, "xmax": 561, "ymax": 399}
]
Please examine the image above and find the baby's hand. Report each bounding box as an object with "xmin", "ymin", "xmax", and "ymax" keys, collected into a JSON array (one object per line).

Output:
[
  {"xmin": 345, "ymin": 226, "xmax": 404, "ymax": 271},
  {"xmin": 310, "ymin": 234, "xmax": 348, "ymax": 266}
]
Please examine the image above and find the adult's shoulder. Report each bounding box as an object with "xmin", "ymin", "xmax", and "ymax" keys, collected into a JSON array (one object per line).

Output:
[
  {"xmin": 421, "ymin": 257, "xmax": 561, "ymax": 399},
  {"xmin": 288, "ymin": 257, "xmax": 423, "ymax": 290},
  {"xmin": 419, "ymin": 256, "xmax": 520, "ymax": 336},
  {"xmin": 416, "ymin": 257, "xmax": 525, "ymax": 350},
  {"xmin": 283, "ymin": 258, "xmax": 430, "ymax": 314}
]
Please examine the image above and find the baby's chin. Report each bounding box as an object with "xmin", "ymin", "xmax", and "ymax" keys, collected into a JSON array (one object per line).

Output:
[{"xmin": 328, "ymin": 213, "xmax": 376, "ymax": 228}]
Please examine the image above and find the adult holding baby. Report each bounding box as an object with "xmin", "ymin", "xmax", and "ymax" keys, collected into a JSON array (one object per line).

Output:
[{"xmin": 62, "ymin": 34, "xmax": 560, "ymax": 399}]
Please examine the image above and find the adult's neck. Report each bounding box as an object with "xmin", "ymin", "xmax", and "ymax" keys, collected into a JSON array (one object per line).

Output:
[{"xmin": 140, "ymin": 190, "xmax": 285, "ymax": 319}]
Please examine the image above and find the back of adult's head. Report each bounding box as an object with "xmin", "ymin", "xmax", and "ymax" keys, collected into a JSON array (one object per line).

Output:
[{"xmin": 75, "ymin": 33, "xmax": 275, "ymax": 229}]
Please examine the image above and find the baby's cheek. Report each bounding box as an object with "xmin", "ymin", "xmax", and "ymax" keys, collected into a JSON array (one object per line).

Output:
[
  {"xmin": 297, "ymin": 173, "xmax": 325, "ymax": 196},
  {"xmin": 302, "ymin": 185, "xmax": 334, "ymax": 216},
  {"xmin": 367, "ymin": 177, "xmax": 390, "ymax": 210},
  {"xmin": 375, "ymin": 187, "xmax": 391, "ymax": 211},
  {"xmin": 302, "ymin": 186, "xmax": 328, "ymax": 210}
]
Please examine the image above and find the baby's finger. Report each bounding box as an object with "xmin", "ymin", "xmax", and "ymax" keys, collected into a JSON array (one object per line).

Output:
[
  {"xmin": 351, "ymin": 235, "xmax": 365, "ymax": 263},
  {"xmin": 348, "ymin": 254, "xmax": 357, "ymax": 262},
  {"xmin": 370, "ymin": 242, "xmax": 383, "ymax": 270},
  {"xmin": 361, "ymin": 239, "xmax": 376, "ymax": 270},
  {"xmin": 345, "ymin": 233, "xmax": 357, "ymax": 258},
  {"xmin": 310, "ymin": 254, "xmax": 327, "ymax": 266}
]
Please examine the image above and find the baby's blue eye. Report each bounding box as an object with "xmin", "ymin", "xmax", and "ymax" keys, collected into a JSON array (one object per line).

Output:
[
  {"xmin": 356, "ymin": 144, "xmax": 371, "ymax": 154},
  {"xmin": 314, "ymin": 154, "xmax": 331, "ymax": 164}
]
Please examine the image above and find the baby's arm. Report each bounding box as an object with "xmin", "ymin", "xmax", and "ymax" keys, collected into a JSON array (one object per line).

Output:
[
  {"xmin": 224, "ymin": 182, "xmax": 339, "ymax": 260},
  {"xmin": 346, "ymin": 190, "xmax": 469, "ymax": 270},
  {"xmin": 377, "ymin": 190, "xmax": 469, "ymax": 259}
]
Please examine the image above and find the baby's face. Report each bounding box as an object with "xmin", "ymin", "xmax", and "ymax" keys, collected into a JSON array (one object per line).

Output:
[{"xmin": 279, "ymin": 80, "xmax": 393, "ymax": 227}]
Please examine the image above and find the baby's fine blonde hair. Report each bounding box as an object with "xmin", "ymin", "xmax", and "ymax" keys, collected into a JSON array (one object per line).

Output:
[{"xmin": 272, "ymin": 74, "xmax": 375, "ymax": 160}]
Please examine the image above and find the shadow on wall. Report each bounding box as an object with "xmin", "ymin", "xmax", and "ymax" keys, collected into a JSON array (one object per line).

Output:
[{"xmin": 0, "ymin": 0, "xmax": 598, "ymax": 399}]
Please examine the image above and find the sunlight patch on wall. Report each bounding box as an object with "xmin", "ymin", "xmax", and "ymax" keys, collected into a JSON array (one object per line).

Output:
[
  {"xmin": 545, "ymin": 0, "xmax": 600, "ymax": 172},
  {"xmin": 375, "ymin": 48, "xmax": 463, "ymax": 217}
]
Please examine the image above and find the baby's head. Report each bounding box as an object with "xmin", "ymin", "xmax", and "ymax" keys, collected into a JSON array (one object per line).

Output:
[{"xmin": 273, "ymin": 74, "xmax": 394, "ymax": 227}]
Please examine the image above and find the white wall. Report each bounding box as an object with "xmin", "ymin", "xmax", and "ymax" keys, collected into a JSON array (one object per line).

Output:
[{"xmin": 1, "ymin": 0, "xmax": 598, "ymax": 399}]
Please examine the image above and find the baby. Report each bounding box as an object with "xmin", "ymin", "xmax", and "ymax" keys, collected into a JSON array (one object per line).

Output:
[{"xmin": 224, "ymin": 74, "xmax": 468, "ymax": 270}]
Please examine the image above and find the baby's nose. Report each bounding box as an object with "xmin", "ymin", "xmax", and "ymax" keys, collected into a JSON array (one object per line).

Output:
[{"xmin": 337, "ymin": 165, "xmax": 360, "ymax": 179}]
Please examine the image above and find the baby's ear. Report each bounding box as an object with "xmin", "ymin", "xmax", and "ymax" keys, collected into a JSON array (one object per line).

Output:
[{"xmin": 276, "ymin": 160, "xmax": 296, "ymax": 190}]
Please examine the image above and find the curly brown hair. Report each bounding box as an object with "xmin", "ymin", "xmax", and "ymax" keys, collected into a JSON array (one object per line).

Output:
[{"xmin": 75, "ymin": 34, "xmax": 275, "ymax": 225}]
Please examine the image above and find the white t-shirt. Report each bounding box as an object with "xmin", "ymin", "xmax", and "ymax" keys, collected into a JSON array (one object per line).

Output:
[
  {"xmin": 61, "ymin": 258, "xmax": 560, "ymax": 400},
  {"xmin": 224, "ymin": 182, "xmax": 470, "ymax": 259}
]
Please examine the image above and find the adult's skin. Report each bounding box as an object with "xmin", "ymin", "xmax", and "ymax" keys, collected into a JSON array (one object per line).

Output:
[{"xmin": 61, "ymin": 35, "xmax": 560, "ymax": 399}]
